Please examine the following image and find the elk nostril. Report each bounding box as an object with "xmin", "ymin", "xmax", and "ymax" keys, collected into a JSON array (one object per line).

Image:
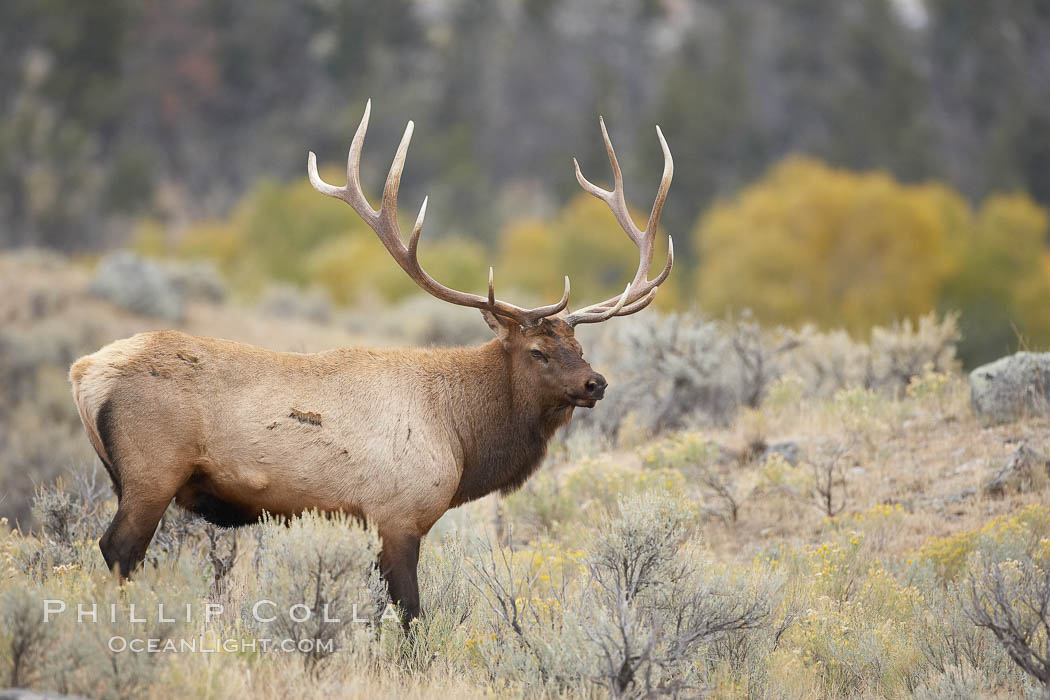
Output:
[{"xmin": 585, "ymin": 380, "xmax": 598, "ymax": 393}]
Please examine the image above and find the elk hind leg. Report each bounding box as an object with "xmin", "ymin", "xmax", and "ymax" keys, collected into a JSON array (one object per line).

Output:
[
  {"xmin": 99, "ymin": 485, "xmax": 177, "ymax": 578},
  {"xmin": 98, "ymin": 442, "xmax": 187, "ymax": 577},
  {"xmin": 95, "ymin": 393, "xmax": 192, "ymax": 577}
]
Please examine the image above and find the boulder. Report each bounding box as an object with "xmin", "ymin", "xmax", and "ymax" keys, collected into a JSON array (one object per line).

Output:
[
  {"xmin": 760, "ymin": 440, "xmax": 803, "ymax": 466},
  {"xmin": 982, "ymin": 445, "xmax": 1050, "ymax": 497},
  {"xmin": 969, "ymin": 352, "xmax": 1050, "ymax": 427}
]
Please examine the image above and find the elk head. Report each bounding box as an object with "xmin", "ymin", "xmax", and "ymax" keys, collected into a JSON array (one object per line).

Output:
[{"xmin": 307, "ymin": 101, "xmax": 674, "ymax": 411}]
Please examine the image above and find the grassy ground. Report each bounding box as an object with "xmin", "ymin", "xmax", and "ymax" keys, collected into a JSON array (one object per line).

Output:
[{"xmin": 2, "ymin": 250, "xmax": 1049, "ymax": 698}]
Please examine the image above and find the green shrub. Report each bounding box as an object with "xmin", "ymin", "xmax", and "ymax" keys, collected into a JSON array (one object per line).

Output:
[
  {"xmin": 0, "ymin": 586, "xmax": 56, "ymax": 688},
  {"xmin": 642, "ymin": 433, "xmax": 751, "ymax": 521},
  {"xmin": 470, "ymin": 491, "xmax": 768, "ymax": 697},
  {"xmin": 966, "ymin": 557, "xmax": 1050, "ymax": 689},
  {"xmin": 244, "ymin": 511, "xmax": 384, "ymax": 667},
  {"xmin": 503, "ymin": 461, "xmax": 691, "ymax": 543},
  {"xmin": 916, "ymin": 504, "xmax": 1050, "ymax": 581}
]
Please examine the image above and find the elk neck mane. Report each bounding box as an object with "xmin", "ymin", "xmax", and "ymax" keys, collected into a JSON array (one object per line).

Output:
[{"xmin": 436, "ymin": 338, "xmax": 573, "ymax": 506}]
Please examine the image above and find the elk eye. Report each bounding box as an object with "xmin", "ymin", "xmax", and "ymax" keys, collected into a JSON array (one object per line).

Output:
[{"xmin": 530, "ymin": 349, "xmax": 548, "ymax": 362}]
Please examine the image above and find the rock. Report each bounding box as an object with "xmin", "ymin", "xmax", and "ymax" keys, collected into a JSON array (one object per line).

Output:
[
  {"xmin": 970, "ymin": 352, "xmax": 1050, "ymax": 426},
  {"xmin": 760, "ymin": 440, "xmax": 803, "ymax": 466},
  {"xmin": 982, "ymin": 445, "xmax": 1050, "ymax": 497},
  {"xmin": 89, "ymin": 251, "xmax": 184, "ymax": 321}
]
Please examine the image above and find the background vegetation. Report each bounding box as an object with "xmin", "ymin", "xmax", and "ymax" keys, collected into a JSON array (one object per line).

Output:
[{"xmin": 2, "ymin": 0, "xmax": 1050, "ymax": 366}]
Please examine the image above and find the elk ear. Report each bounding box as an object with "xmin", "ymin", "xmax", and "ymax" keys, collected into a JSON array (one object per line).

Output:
[{"xmin": 481, "ymin": 309, "xmax": 520, "ymax": 347}]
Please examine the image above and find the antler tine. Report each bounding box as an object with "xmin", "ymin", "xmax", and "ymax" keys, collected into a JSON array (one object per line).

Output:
[
  {"xmin": 406, "ymin": 195, "xmax": 427, "ymax": 257},
  {"xmin": 646, "ymin": 126, "xmax": 673, "ymax": 239},
  {"xmin": 565, "ymin": 283, "xmax": 632, "ymax": 324},
  {"xmin": 565, "ymin": 120, "xmax": 675, "ymax": 326},
  {"xmin": 346, "ymin": 98, "xmax": 374, "ymax": 214},
  {"xmin": 307, "ymin": 99, "xmax": 376, "ymax": 217},
  {"xmin": 309, "ymin": 101, "xmax": 572, "ymax": 328},
  {"xmin": 572, "ymin": 286, "xmax": 660, "ymax": 326},
  {"xmin": 618, "ymin": 287, "xmax": 659, "ymax": 316},
  {"xmin": 381, "ymin": 120, "xmax": 413, "ymax": 217}
]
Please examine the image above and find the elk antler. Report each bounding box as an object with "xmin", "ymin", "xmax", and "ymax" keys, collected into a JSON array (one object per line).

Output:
[
  {"xmin": 563, "ymin": 117, "xmax": 673, "ymax": 326},
  {"xmin": 308, "ymin": 100, "xmax": 570, "ymax": 328}
]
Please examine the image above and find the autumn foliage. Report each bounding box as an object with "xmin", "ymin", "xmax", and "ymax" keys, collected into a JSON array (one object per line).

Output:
[
  {"xmin": 695, "ymin": 157, "xmax": 1050, "ymax": 365},
  {"xmin": 136, "ymin": 155, "xmax": 1049, "ymax": 366}
]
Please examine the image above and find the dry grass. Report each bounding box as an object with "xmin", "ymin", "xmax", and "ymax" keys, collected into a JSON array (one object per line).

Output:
[
  {"xmin": 502, "ymin": 369, "xmax": 1049, "ymax": 570},
  {"xmin": 0, "ymin": 250, "xmax": 380, "ymax": 353}
]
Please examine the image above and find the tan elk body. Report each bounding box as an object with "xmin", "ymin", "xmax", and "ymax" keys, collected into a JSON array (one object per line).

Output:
[{"xmin": 70, "ymin": 102, "xmax": 674, "ymax": 620}]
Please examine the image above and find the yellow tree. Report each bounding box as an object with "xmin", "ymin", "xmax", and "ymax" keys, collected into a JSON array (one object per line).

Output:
[
  {"xmin": 140, "ymin": 167, "xmax": 491, "ymax": 306},
  {"xmin": 168, "ymin": 172, "xmax": 372, "ymax": 296},
  {"xmin": 498, "ymin": 194, "xmax": 679, "ymax": 312},
  {"xmin": 943, "ymin": 193, "xmax": 1050, "ymax": 362},
  {"xmin": 308, "ymin": 233, "xmax": 488, "ymax": 306},
  {"xmin": 695, "ymin": 157, "xmax": 959, "ymax": 334}
]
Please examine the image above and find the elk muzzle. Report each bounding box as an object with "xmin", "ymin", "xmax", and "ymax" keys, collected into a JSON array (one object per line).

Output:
[{"xmin": 574, "ymin": 372, "xmax": 607, "ymax": 407}]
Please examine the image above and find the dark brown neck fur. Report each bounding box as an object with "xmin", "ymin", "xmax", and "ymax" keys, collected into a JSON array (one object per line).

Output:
[{"xmin": 445, "ymin": 340, "xmax": 572, "ymax": 507}]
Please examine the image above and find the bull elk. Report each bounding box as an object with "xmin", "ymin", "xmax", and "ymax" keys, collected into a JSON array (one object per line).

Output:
[{"xmin": 69, "ymin": 101, "xmax": 673, "ymax": 621}]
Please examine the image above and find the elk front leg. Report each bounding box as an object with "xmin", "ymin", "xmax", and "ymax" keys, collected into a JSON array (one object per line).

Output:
[{"xmin": 379, "ymin": 532, "xmax": 421, "ymax": 626}]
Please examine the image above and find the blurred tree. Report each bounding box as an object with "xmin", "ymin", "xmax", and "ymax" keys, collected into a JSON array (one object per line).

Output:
[
  {"xmin": 0, "ymin": 0, "xmax": 132, "ymax": 248},
  {"xmin": 1016, "ymin": 113, "xmax": 1050, "ymax": 206},
  {"xmin": 147, "ymin": 168, "xmax": 491, "ymax": 306},
  {"xmin": 184, "ymin": 176, "xmax": 354, "ymax": 290},
  {"xmin": 499, "ymin": 194, "xmax": 679, "ymax": 312},
  {"xmin": 647, "ymin": 0, "xmax": 932, "ymax": 249},
  {"xmin": 146, "ymin": 172, "xmax": 361, "ymax": 296},
  {"xmin": 695, "ymin": 157, "xmax": 957, "ymax": 333},
  {"xmin": 696, "ymin": 156, "xmax": 1050, "ymax": 365},
  {"xmin": 941, "ymin": 194, "xmax": 1050, "ymax": 364},
  {"xmin": 648, "ymin": 2, "xmax": 764, "ymax": 242},
  {"xmin": 924, "ymin": 0, "xmax": 1050, "ymax": 204},
  {"xmin": 309, "ymin": 233, "xmax": 488, "ymax": 306},
  {"xmin": 766, "ymin": 0, "xmax": 931, "ymax": 177}
]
